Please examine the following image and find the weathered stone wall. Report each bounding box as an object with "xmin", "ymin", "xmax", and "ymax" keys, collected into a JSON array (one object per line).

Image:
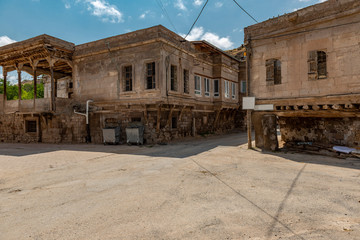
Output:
[
  {"xmin": 279, "ymin": 117, "xmax": 360, "ymax": 147},
  {"xmin": 247, "ymin": 0, "xmax": 360, "ymax": 99}
]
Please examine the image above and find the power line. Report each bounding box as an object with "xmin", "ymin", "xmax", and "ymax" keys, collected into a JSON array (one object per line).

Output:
[
  {"xmin": 184, "ymin": 0, "xmax": 209, "ymax": 39},
  {"xmin": 156, "ymin": 0, "xmax": 178, "ymax": 32},
  {"xmin": 232, "ymin": 0, "xmax": 258, "ymax": 23}
]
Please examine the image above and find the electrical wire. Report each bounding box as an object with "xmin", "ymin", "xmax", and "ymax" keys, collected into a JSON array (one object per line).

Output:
[
  {"xmin": 156, "ymin": 0, "xmax": 178, "ymax": 32},
  {"xmin": 184, "ymin": 0, "xmax": 209, "ymax": 39},
  {"xmin": 232, "ymin": 0, "xmax": 258, "ymax": 23}
]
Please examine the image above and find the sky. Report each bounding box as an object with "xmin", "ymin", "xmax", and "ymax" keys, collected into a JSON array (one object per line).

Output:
[{"xmin": 0, "ymin": 0, "xmax": 326, "ymax": 81}]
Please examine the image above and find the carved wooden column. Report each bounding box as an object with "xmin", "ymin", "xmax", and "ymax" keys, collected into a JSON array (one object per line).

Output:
[
  {"xmin": 46, "ymin": 57, "xmax": 56, "ymax": 112},
  {"xmin": 2, "ymin": 69, "xmax": 7, "ymax": 112},
  {"xmin": 3, "ymin": 69, "xmax": 7, "ymax": 102},
  {"xmin": 17, "ymin": 69, "xmax": 22, "ymax": 101}
]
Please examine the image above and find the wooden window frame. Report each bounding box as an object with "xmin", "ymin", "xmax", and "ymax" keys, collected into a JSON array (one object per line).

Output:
[
  {"xmin": 266, "ymin": 58, "xmax": 281, "ymax": 85},
  {"xmin": 123, "ymin": 65, "xmax": 133, "ymax": 92},
  {"xmin": 146, "ymin": 62, "xmax": 156, "ymax": 89},
  {"xmin": 204, "ymin": 78, "xmax": 210, "ymax": 97},
  {"xmin": 183, "ymin": 69, "xmax": 189, "ymax": 94},
  {"xmin": 170, "ymin": 65, "xmax": 178, "ymax": 91},
  {"xmin": 308, "ymin": 50, "xmax": 327, "ymax": 80},
  {"xmin": 194, "ymin": 75, "xmax": 201, "ymax": 95},
  {"xmin": 214, "ymin": 79, "xmax": 219, "ymax": 97}
]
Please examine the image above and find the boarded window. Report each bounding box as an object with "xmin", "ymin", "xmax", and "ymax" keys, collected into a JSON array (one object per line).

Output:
[
  {"xmin": 146, "ymin": 62, "xmax": 156, "ymax": 89},
  {"xmin": 183, "ymin": 69, "xmax": 189, "ymax": 94},
  {"xmin": 170, "ymin": 65, "xmax": 178, "ymax": 91},
  {"xmin": 123, "ymin": 65, "xmax": 132, "ymax": 91},
  {"xmin": 266, "ymin": 59, "xmax": 281, "ymax": 85},
  {"xmin": 194, "ymin": 75, "xmax": 201, "ymax": 95},
  {"xmin": 204, "ymin": 78, "xmax": 210, "ymax": 97},
  {"xmin": 26, "ymin": 120, "xmax": 37, "ymax": 133},
  {"xmin": 308, "ymin": 50, "xmax": 327, "ymax": 80}
]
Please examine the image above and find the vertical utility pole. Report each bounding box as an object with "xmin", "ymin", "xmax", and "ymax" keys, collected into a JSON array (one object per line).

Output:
[{"xmin": 246, "ymin": 35, "xmax": 252, "ymax": 149}]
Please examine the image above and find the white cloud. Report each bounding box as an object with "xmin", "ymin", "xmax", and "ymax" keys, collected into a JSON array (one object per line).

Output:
[
  {"xmin": 215, "ymin": 2, "xmax": 223, "ymax": 8},
  {"xmin": 139, "ymin": 10, "xmax": 150, "ymax": 19},
  {"xmin": 0, "ymin": 36, "xmax": 16, "ymax": 47},
  {"xmin": 84, "ymin": 0, "xmax": 123, "ymax": 23},
  {"xmin": 193, "ymin": 0, "xmax": 203, "ymax": 6},
  {"xmin": 175, "ymin": 0, "xmax": 187, "ymax": 11},
  {"xmin": 65, "ymin": 3, "xmax": 71, "ymax": 9},
  {"xmin": 182, "ymin": 27, "xmax": 234, "ymax": 50}
]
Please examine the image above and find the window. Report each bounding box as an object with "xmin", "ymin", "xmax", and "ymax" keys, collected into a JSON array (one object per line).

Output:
[
  {"xmin": 232, "ymin": 82, "xmax": 236, "ymax": 99},
  {"xmin": 204, "ymin": 78, "xmax": 210, "ymax": 97},
  {"xmin": 146, "ymin": 62, "xmax": 156, "ymax": 89},
  {"xmin": 214, "ymin": 79, "xmax": 219, "ymax": 97},
  {"xmin": 26, "ymin": 120, "xmax": 37, "ymax": 133},
  {"xmin": 266, "ymin": 59, "xmax": 281, "ymax": 85},
  {"xmin": 170, "ymin": 65, "xmax": 178, "ymax": 91},
  {"xmin": 224, "ymin": 80, "xmax": 230, "ymax": 98},
  {"xmin": 123, "ymin": 65, "xmax": 132, "ymax": 91},
  {"xmin": 308, "ymin": 50, "xmax": 327, "ymax": 80},
  {"xmin": 194, "ymin": 75, "xmax": 201, "ymax": 95},
  {"xmin": 183, "ymin": 69, "xmax": 189, "ymax": 94},
  {"xmin": 171, "ymin": 117, "xmax": 177, "ymax": 129},
  {"xmin": 240, "ymin": 80, "xmax": 246, "ymax": 94}
]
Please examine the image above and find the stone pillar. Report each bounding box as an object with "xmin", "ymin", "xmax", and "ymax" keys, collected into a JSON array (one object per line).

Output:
[{"xmin": 261, "ymin": 114, "xmax": 279, "ymax": 151}]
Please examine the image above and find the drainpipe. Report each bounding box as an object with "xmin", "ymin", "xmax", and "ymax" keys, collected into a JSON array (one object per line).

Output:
[{"xmin": 74, "ymin": 99, "xmax": 93, "ymax": 143}]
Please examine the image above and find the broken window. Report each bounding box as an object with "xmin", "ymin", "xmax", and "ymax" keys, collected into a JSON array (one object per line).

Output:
[
  {"xmin": 308, "ymin": 50, "xmax": 327, "ymax": 80},
  {"xmin": 232, "ymin": 82, "xmax": 236, "ymax": 99},
  {"xmin": 146, "ymin": 62, "xmax": 156, "ymax": 89},
  {"xmin": 194, "ymin": 75, "xmax": 201, "ymax": 95},
  {"xmin": 214, "ymin": 79, "xmax": 219, "ymax": 97},
  {"xmin": 170, "ymin": 65, "xmax": 178, "ymax": 91},
  {"xmin": 26, "ymin": 120, "xmax": 37, "ymax": 133},
  {"xmin": 266, "ymin": 59, "xmax": 281, "ymax": 85},
  {"xmin": 183, "ymin": 69, "xmax": 189, "ymax": 94},
  {"xmin": 204, "ymin": 78, "xmax": 210, "ymax": 97},
  {"xmin": 123, "ymin": 65, "xmax": 132, "ymax": 91},
  {"xmin": 224, "ymin": 80, "xmax": 230, "ymax": 98}
]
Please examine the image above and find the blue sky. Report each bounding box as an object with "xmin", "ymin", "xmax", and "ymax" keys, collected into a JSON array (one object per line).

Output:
[{"xmin": 0, "ymin": 0, "xmax": 326, "ymax": 81}]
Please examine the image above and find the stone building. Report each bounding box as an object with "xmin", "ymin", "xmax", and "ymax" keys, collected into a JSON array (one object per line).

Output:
[
  {"xmin": 244, "ymin": 0, "xmax": 360, "ymax": 150},
  {"xmin": 0, "ymin": 25, "xmax": 244, "ymax": 144}
]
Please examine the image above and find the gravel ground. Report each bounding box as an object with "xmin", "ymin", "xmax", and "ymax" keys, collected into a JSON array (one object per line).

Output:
[{"xmin": 0, "ymin": 132, "xmax": 359, "ymax": 240}]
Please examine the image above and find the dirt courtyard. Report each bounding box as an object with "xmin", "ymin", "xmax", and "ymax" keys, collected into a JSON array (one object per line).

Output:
[{"xmin": 0, "ymin": 132, "xmax": 359, "ymax": 240}]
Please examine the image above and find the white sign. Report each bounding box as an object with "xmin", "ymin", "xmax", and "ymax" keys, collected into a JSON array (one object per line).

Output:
[
  {"xmin": 242, "ymin": 97, "xmax": 255, "ymax": 110},
  {"xmin": 254, "ymin": 104, "xmax": 274, "ymax": 111}
]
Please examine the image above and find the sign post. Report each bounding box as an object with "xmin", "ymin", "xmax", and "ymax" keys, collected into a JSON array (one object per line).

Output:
[{"xmin": 242, "ymin": 97, "xmax": 255, "ymax": 149}]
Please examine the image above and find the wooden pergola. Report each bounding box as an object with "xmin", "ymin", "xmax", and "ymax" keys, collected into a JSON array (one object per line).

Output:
[{"xmin": 0, "ymin": 34, "xmax": 74, "ymax": 111}]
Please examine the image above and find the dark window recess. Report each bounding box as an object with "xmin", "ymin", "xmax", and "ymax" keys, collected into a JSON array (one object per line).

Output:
[
  {"xmin": 124, "ymin": 65, "xmax": 132, "ymax": 91},
  {"xmin": 183, "ymin": 69, "xmax": 189, "ymax": 94},
  {"xmin": 214, "ymin": 79, "xmax": 219, "ymax": 97},
  {"xmin": 266, "ymin": 59, "xmax": 281, "ymax": 85},
  {"xmin": 146, "ymin": 62, "xmax": 156, "ymax": 89},
  {"xmin": 26, "ymin": 120, "xmax": 37, "ymax": 133},
  {"xmin": 308, "ymin": 50, "xmax": 327, "ymax": 80},
  {"xmin": 171, "ymin": 117, "xmax": 177, "ymax": 129},
  {"xmin": 69, "ymin": 82, "xmax": 73, "ymax": 89},
  {"xmin": 131, "ymin": 117, "xmax": 141, "ymax": 122},
  {"xmin": 170, "ymin": 65, "xmax": 178, "ymax": 91}
]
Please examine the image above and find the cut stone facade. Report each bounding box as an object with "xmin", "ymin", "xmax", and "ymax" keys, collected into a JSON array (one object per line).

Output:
[
  {"xmin": 244, "ymin": 0, "xmax": 360, "ymax": 149},
  {"xmin": 0, "ymin": 26, "xmax": 245, "ymax": 144}
]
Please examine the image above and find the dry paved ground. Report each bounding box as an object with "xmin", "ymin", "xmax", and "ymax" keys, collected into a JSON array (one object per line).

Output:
[{"xmin": 0, "ymin": 132, "xmax": 360, "ymax": 240}]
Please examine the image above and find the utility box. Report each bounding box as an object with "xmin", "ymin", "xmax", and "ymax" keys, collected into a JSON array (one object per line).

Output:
[
  {"xmin": 126, "ymin": 123, "xmax": 144, "ymax": 145},
  {"xmin": 102, "ymin": 126, "xmax": 121, "ymax": 145}
]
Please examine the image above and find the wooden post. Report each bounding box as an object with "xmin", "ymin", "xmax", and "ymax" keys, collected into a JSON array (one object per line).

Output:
[
  {"xmin": 156, "ymin": 105, "xmax": 161, "ymax": 132},
  {"xmin": 246, "ymin": 35, "xmax": 252, "ymax": 149},
  {"xmin": 50, "ymin": 65, "xmax": 55, "ymax": 111},
  {"xmin": 3, "ymin": 70, "xmax": 7, "ymax": 102},
  {"xmin": 17, "ymin": 70, "xmax": 22, "ymax": 101}
]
